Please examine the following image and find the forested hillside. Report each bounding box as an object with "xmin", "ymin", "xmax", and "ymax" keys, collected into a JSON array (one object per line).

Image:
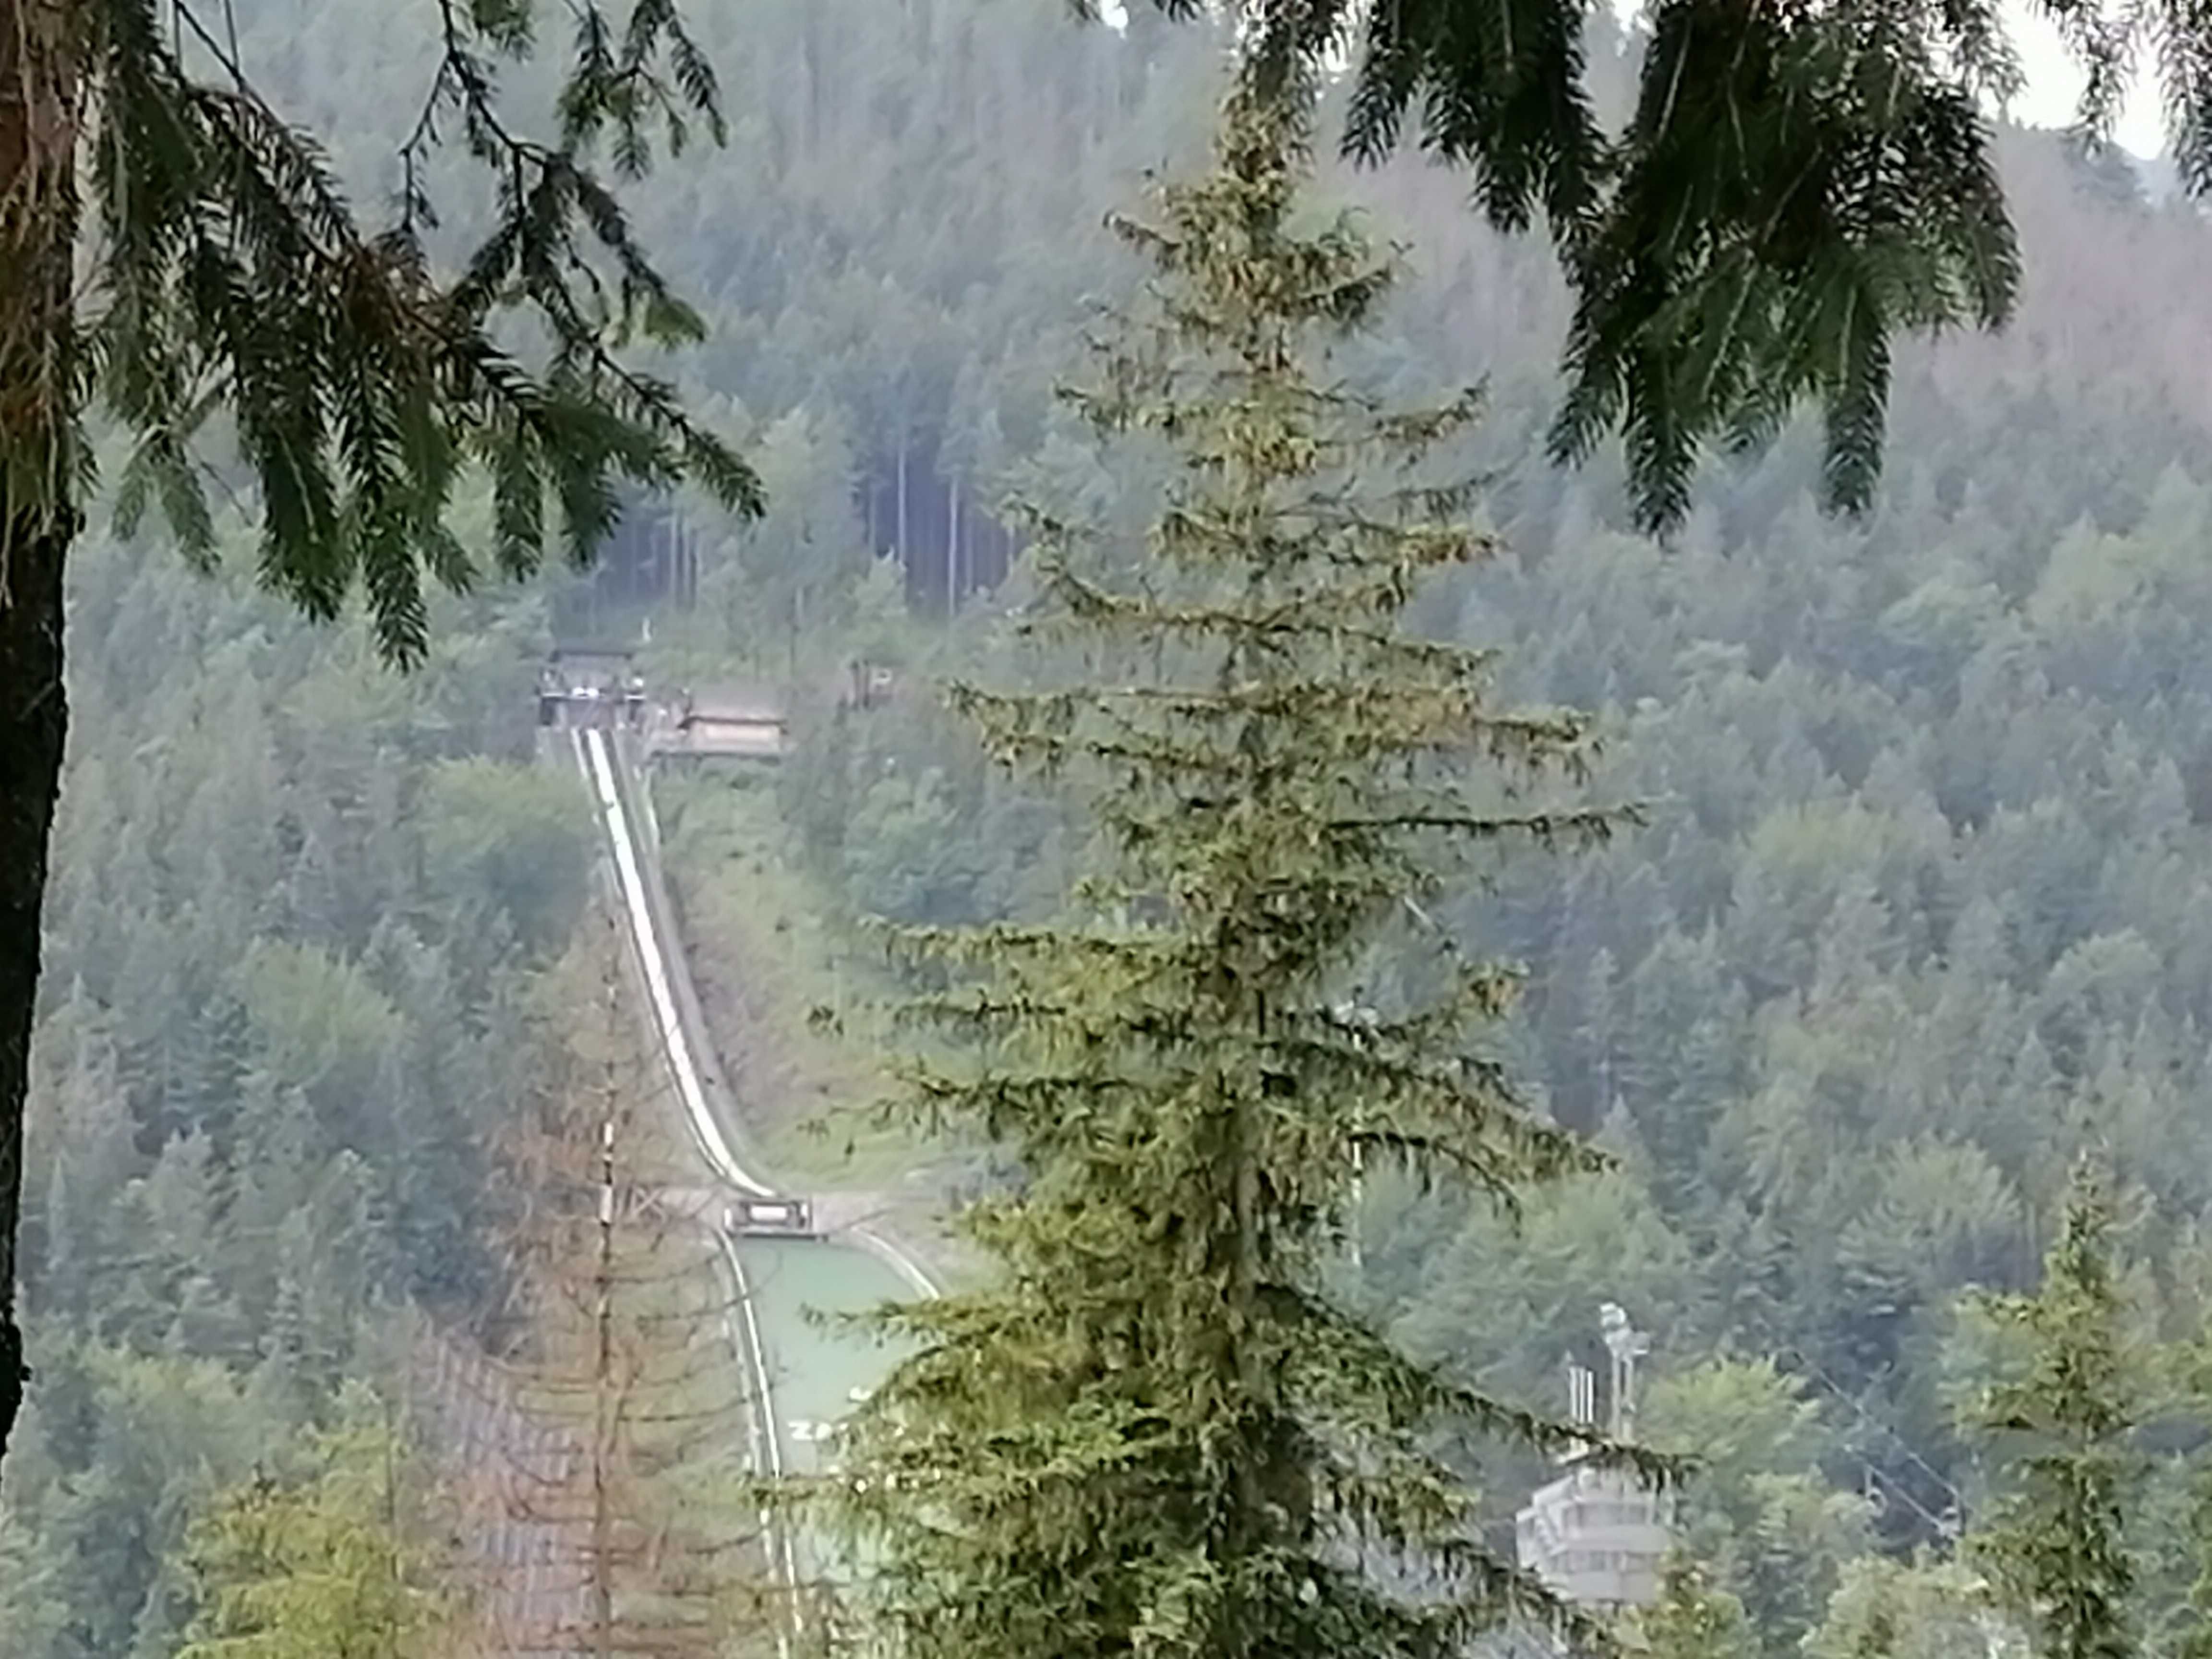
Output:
[
  {"xmin": 21, "ymin": 0, "xmax": 2212, "ymax": 1653},
  {"xmin": 0, "ymin": 502, "xmax": 591, "ymax": 1654},
  {"xmin": 576, "ymin": 0, "xmax": 2212, "ymax": 1649}
]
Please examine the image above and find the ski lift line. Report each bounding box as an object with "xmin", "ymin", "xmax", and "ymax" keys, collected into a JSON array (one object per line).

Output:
[
  {"xmin": 1779, "ymin": 1345, "xmax": 1968, "ymax": 1511},
  {"xmin": 580, "ymin": 727, "xmax": 772, "ymax": 1199},
  {"xmin": 1856, "ymin": 1460, "xmax": 1961, "ymax": 1539}
]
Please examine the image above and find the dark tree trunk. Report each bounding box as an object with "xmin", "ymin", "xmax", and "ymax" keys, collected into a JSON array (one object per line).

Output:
[
  {"xmin": 0, "ymin": 0, "xmax": 80, "ymax": 1479},
  {"xmin": 0, "ymin": 516, "xmax": 66, "ymax": 1472}
]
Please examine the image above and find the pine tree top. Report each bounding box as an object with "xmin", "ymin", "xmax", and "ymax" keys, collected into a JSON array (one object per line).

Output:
[{"xmin": 815, "ymin": 86, "xmax": 1670, "ymax": 1659}]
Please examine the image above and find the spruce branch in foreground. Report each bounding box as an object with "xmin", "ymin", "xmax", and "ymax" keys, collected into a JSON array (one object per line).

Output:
[
  {"xmin": 808, "ymin": 83, "xmax": 1666, "ymax": 1659},
  {"xmin": 1117, "ymin": 0, "xmax": 2060, "ymax": 531},
  {"xmin": 64, "ymin": 0, "xmax": 763, "ymax": 663}
]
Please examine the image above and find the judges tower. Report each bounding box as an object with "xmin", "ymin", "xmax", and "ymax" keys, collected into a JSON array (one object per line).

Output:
[{"xmin": 1513, "ymin": 1303, "xmax": 1673, "ymax": 1609}]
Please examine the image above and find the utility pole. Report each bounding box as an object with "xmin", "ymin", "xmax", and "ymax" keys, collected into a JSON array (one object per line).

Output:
[
  {"xmin": 1599, "ymin": 1301, "xmax": 1650, "ymax": 1441},
  {"xmin": 479, "ymin": 942, "xmax": 770, "ymax": 1659},
  {"xmin": 594, "ymin": 1098, "xmax": 616, "ymax": 1659}
]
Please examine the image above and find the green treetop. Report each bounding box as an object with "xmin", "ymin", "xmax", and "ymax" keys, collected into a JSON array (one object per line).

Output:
[
  {"xmin": 1972, "ymin": 1155, "xmax": 2140, "ymax": 1659},
  {"xmin": 815, "ymin": 81, "xmax": 1663, "ymax": 1659},
  {"xmin": 1631, "ymin": 1558, "xmax": 1759, "ymax": 1659},
  {"xmin": 176, "ymin": 1394, "xmax": 463, "ymax": 1659}
]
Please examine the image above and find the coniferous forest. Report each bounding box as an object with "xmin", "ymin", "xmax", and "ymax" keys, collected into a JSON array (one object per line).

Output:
[{"xmin": 22, "ymin": 0, "xmax": 2212, "ymax": 1656}]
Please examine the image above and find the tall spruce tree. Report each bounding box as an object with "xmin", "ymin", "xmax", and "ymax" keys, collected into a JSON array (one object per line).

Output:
[
  {"xmin": 1972, "ymin": 1156, "xmax": 2140, "ymax": 1659},
  {"xmin": 0, "ymin": 0, "xmax": 757, "ymax": 1480},
  {"xmin": 816, "ymin": 84, "xmax": 1662, "ymax": 1659}
]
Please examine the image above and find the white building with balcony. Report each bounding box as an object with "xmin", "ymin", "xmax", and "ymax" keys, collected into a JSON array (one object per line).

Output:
[{"xmin": 1513, "ymin": 1304, "xmax": 1673, "ymax": 1611}]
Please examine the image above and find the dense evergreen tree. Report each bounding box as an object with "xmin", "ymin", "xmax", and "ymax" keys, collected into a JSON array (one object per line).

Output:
[
  {"xmin": 0, "ymin": 511, "xmax": 600, "ymax": 1657},
  {"xmin": 1631, "ymin": 1560, "xmax": 1759, "ymax": 1659},
  {"xmin": 524, "ymin": 8, "xmax": 2212, "ymax": 1623},
  {"xmin": 1802, "ymin": 1556, "xmax": 2011, "ymax": 1659},
  {"xmin": 818, "ymin": 84, "xmax": 1664, "ymax": 1659},
  {"xmin": 28, "ymin": 1, "xmax": 2212, "ymax": 1651},
  {"xmin": 175, "ymin": 1391, "xmax": 463, "ymax": 1659},
  {"xmin": 1971, "ymin": 1158, "xmax": 2139, "ymax": 1659},
  {"xmin": 679, "ymin": 36, "xmax": 2212, "ymax": 1562}
]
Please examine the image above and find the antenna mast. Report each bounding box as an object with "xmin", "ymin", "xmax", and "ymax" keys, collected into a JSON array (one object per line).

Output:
[{"xmin": 1599, "ymin": 1301, "xmax": 1650, "ymax": 1441}]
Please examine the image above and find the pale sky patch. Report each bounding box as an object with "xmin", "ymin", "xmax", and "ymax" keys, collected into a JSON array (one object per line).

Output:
[{"xmin": 2004, "ymin": 0, "xmax": 2164, "ymax": 157}]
